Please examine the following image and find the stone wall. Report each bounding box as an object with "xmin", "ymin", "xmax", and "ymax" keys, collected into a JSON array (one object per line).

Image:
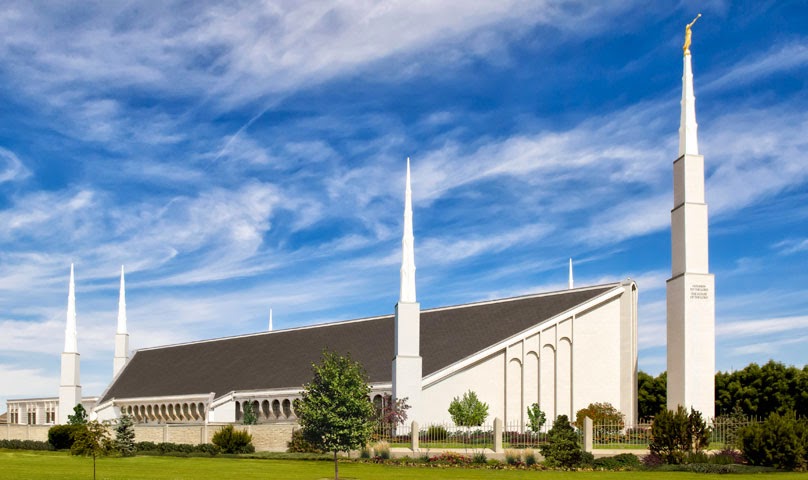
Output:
[
  {"xmin": 1, "ymin": 424, "xmax": 50, "ymax": 442},
  {"xmin": 1, "ymin": 422, "xmax": 299, "ymax": 452}
]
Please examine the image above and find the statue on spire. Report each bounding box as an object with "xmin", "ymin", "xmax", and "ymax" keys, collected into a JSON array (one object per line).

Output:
[{"xmin": 683, "ymin": 14, "xmax": 701, "ymax": 56}]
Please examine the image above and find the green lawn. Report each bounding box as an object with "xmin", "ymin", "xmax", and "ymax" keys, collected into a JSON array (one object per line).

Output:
[{"xmin": 0, "ymin": 450, "xmax": 802, "ymax": 480}]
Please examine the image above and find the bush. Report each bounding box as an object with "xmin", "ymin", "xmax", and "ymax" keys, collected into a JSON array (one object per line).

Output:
[
  {"xmin": 539, "ymin": 415, "xmax": 583, "ymax": 468},
  {"xmin": 649, "ymin": 406, "xmax": 710, "ymax": 464},
  {"xmin": 48, "ymin": 424, "xmax": 85, "ymax": 450},
  {"xmin": 359, "ymin": 444, "xmax": 372, "ymax": 459},
  {"xmin": 739, "ymin": 410, "xmax": 807, "ymax": 470},
  {"xmin": 373, "ymin": 440, "xmax": 390, "ymax": 460},
  {"xmin": 0, "ymin": 439, "xmax": 53, "ymax": 450},
  {"xmin": 593, "ymin": 453, "xmax": 641, "ymax": 470},
  {"xmin": 421, "ymin": 425, "xmax": 449, "ymax": 442},
  {"xmin": 504, "ymin": 448, "xmax": 521, "ymax": 465},
  {"xmin": 287, "ymin": 428, "xmax": 321, "ymax": 453},
  {"xmin": 524, "ymin": 449, "xmax": 537, "ymax": 466},
  {"xmin": 428, "ymin": 452, "xmax": 471, "ymax": 465},
  {"xmin": 211, "ymin": 425, "xmax": 255, "ymax": 454},
  {"xmin": 472, "ymin": 451, "xmax": 488, "ymax": 464}
]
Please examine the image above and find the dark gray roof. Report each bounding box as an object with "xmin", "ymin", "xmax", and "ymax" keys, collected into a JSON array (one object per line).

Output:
[{"xmin": 100, "ymin": 284, "xmax": 617, "ymax": 403}]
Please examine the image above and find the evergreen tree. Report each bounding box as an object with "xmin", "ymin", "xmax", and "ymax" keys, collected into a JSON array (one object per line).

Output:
[
  {"xmin": 294, "ymin": 350, "xmax": 375, "ymax": 480},
  {"xmin": 539, "ymin": 415, "xmax": 583, "ymax": 468},
  {"xmin": 242, "ymin": 401, "xmax": 258, "ymax": 425},
  {"xmin": 114, "ymin": 413, "xmax": 136, "ymax": 456}
]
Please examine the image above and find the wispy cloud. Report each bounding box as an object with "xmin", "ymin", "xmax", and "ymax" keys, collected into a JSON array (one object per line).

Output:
[{"xmin": 0, "ymin": 147, "xmax": 30, "ymax": 183}]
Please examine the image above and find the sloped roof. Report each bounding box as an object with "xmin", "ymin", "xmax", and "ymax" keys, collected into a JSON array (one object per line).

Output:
[{"xmin": 100, "ymin": 284, "xmax": 618, "ymax": 403}]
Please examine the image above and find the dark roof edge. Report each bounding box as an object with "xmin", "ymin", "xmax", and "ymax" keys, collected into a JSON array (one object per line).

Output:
[{"xmin": 134, "ymin": 282, "xmax": 623, "ymax": 354}]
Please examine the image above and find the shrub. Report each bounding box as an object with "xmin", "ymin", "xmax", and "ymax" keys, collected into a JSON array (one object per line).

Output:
[
  {"xmin": 524, "ymin": 449, "xmax": 537, "ymax": 466},
  {"xmin": 649, "ymin": 406, "xmax": 710, "ymax": 464},
  {"xmin": 0, "ymin": 439, "xmax": 53, "ymax": 450},
  {"xmin": 428, "ymin": 452, "xmax": 471, "ymax": 465},
  {"xmin": 448, "ymin": 390, "xmax": 489, "ymax": 427},
  {"xmin": 593, "ymin": 453, "xmax": 641, "ymax": 470},
  {"xmin": 374, "ymin": 440, "xmax": 390, "ymax": 460},
  {"xmin": 539, "ymin": 415, "xmax": 583, "ymax": 468},
  {"xmin": 472, "ymin": 451, "xmax": 488, "ymax": 464},
  {"xmin": 739, "ymin": 410, "xmax": 806, "ymax": 470},
  {"xmin": 211, "ymin": 425, "xmax": 255, "ymax": 454},
  {"xmin": 421, "ymin": 425, "xmax": 449, "ymax": 442},
  {"xmin": 504, "ymin": 448, "xmax": 521, "ymax": 465},
  {"xmin": 48, "ymin": 424, "xmax": 85, "ymax": 450},
  {"xmin": 287, "ymin": 428, "xmax": 321, "ymax": 453},
  {"xmin": 359, "ymin": 444, "xmax": 372, "ymax": 459}
]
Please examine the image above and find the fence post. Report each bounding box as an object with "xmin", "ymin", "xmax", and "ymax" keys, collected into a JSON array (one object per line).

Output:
[
  {"xmin": 493, "ymin": 417, "xmax": 503, "ymax": 453},
  {"xmin": 582, "ymin": 416, "xmax": 593, "ymax": 453},
  {"xmin": 411, "ymin": 421, "xmax": 419, "ymax": 452}
]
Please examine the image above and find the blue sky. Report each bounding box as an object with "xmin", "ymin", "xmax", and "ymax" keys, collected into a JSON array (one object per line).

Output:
[{"xmin": 1, "ymin": 1, "xmax": 806, "ymax": 411}]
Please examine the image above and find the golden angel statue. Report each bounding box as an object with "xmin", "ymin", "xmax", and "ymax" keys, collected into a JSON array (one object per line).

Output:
[{"xmin": 683, "ymin": 14, "xmax": 702, "ymax": 55}]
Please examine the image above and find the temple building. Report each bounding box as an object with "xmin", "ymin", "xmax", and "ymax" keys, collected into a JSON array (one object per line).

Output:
[{"xmin": 6, "ymin": 21, "xmax": 716, "ymax": 428}]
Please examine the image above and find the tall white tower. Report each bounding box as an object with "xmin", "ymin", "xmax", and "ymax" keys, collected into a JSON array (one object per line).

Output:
[
  {"xmin": 58, "ymin": 264, "xmax": 82, "ymax": 424},
  {"xmin": 666, "ymin": 19, "xmax": 715, "ymax": 419},
  {"xmin": 113, "ymin": 265, "xmax": 130, "ymax": 377},
  {"xmin": 392, "ymin": 158, "xmax": 422, "ymax": 421}
]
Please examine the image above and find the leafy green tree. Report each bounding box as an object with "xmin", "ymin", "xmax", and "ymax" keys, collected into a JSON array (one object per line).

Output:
[
  {"xmin": 715, "ymin": 360, "xmax": 807, "ymax": 417},
  {"xmin": 294, "ymin": 351, "xmax": 375, "ymax": 480},
  {"xmin": 574, "ymin": 402, "xmax": 625, "ymax": 434},
  {"xmin": 242, "ymin": 401, "xmax": 258, "ymax": 425},
  {"xmin": 739, "ymin": 410, "xmax": 807, "ymax": 471},
  {"xmin": 114, "ymin": 413, "xmax": 136, "ymax": 456},
  {"xmin": 527, "ymin": 403, "xmax": 546, "ymax": 433},
  {"xmin": 649, "ymin": 406, "xmax": 710, "ymax": 464},
  {"xmin": 638, "ymin": 371, "xmax": 666, "ymax": 420},
  {"xmin": 71, "ymin": 420, "xmax": 112, "ymax": 480},
  {"xmin": 448, "ymin": 390, "xmax": 489, "ymax": 427},
  {"xmin": 539, "ymin": 415, "xmax": 583, "ymax": 468},
  {"xmin": 67, "ymin": 404, "xmax": 88, "ymax": 425}
]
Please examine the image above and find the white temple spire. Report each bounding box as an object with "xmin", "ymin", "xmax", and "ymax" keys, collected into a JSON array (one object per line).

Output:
[
  {"xmin": 113, "ymin": 265, "xmax": 130, "ymax": 378},
  {"xmin": 64, "ymin": 264, "xmax": 78, "ymax": 353},
  {"xmin": 399, "ymin": 157, "xmax": 416, "ymax": 303},
  {"xmin": 568, "ymin": 258, "xmax": 574, "ymax": 289},
  {"xmin": 117, "ymin": 266, "xmax": 127, "ymax": 334},
  {"xmin": 678, "ymin": 39, "xmax": 699, "ymax": 157},
  {"xmin": 268, "ymin": 308, "xmax": 273, "ymax": 331}
]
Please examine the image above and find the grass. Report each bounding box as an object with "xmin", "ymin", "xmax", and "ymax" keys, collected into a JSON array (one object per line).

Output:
[{"xmin": 1, "ymin": 449, "xmax": 804, "ymax": 480}]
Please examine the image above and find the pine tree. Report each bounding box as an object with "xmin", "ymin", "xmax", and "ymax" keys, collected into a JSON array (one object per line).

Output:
[{"xmin": 114, "ymin": 413, "xmax": 136, "ymax": 456}]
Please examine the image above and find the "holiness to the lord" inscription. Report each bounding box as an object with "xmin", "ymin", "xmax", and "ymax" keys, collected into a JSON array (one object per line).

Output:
[{"xmin": 690, "ymin": 284, "xmax": 709, "ymax": 300}]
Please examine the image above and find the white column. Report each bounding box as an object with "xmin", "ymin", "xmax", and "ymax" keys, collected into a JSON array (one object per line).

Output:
[
  {"xmin": 392, "ymin": 158, "xmax": 422, "ymax": 422},
  {"xmin": 667, "ymin": 50, "xmax": 715, "ymax": 419},
  {"xmin": 59, "ymin": 264, "xmax": 82, "ymax": 424},
  {"xmin": 113, "ymin": 265, "xmax": 130, "ymax": 378}
]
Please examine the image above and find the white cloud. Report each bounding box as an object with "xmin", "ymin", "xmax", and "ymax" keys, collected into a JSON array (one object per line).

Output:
[
  {"xmin": 717, "ymin": 315, "xmax": 808, "ymax": 338},
  {"xmin": 0, "ymin": 147, "xmax": 29, "ymax": 183}
]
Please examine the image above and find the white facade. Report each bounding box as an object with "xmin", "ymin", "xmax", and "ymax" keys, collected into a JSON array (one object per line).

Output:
[{"xmin": 420, "ymin": 282, "xmax": 638, "ymax": 426}]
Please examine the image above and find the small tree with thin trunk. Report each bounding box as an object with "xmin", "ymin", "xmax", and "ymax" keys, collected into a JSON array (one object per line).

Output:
[
  {"xmin": 294, "ymin": 350, "xmax": 375, "ymax": 480},
  {"xmin": 71, "ymin": 420, "xmax": 112, "ymax": 480}
]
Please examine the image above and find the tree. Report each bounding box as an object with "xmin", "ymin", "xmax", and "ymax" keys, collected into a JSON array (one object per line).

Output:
[
  {"xmin": 649, "ymin": 406, "xmax": 710, "ymax": 464},
  {"xmin": 574, "ymin": 402, "xmax": 625, "ymax": 433},
  {"xmin": 448, "ymin": 390, "xmax": 489, "ymax": 427},
  {"xmin": 638, "ymin": 371, "xmax": 667, "ymax": 420},
  {"xmin": 71, "ymin": 420, "xmax": 112, "ymax": 480},
  {"xmin": 715, "ymin": 360, "xmax": 807, "ymax": 418},
  {"xmin": 526, "ymin": 403, "xmax": 546, "ymax": 433},
  {"xmin": 539, "ymin": 415, "xmax": 583, "ymax": 468},
  {"xmin": 67, "ymin": 404, "xmax": 88, "ymax": 425},
  {"xmin": 114, "ymin": 413, "xmax": 136, "ymax": 456},
  {"xmin": 294, "ymin": 351, "xmax": 375, "ymax": 480},
  {"xmin": 739, "ymin": 410, "xmax": 807, "ymax": 471},
  {"xmin": 378, "ymin": 393, "xmax": 410, "ymax": 426},
  {"xmin": 242, "ymin": 401, "xmax": 258, "ymax": 425}
]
